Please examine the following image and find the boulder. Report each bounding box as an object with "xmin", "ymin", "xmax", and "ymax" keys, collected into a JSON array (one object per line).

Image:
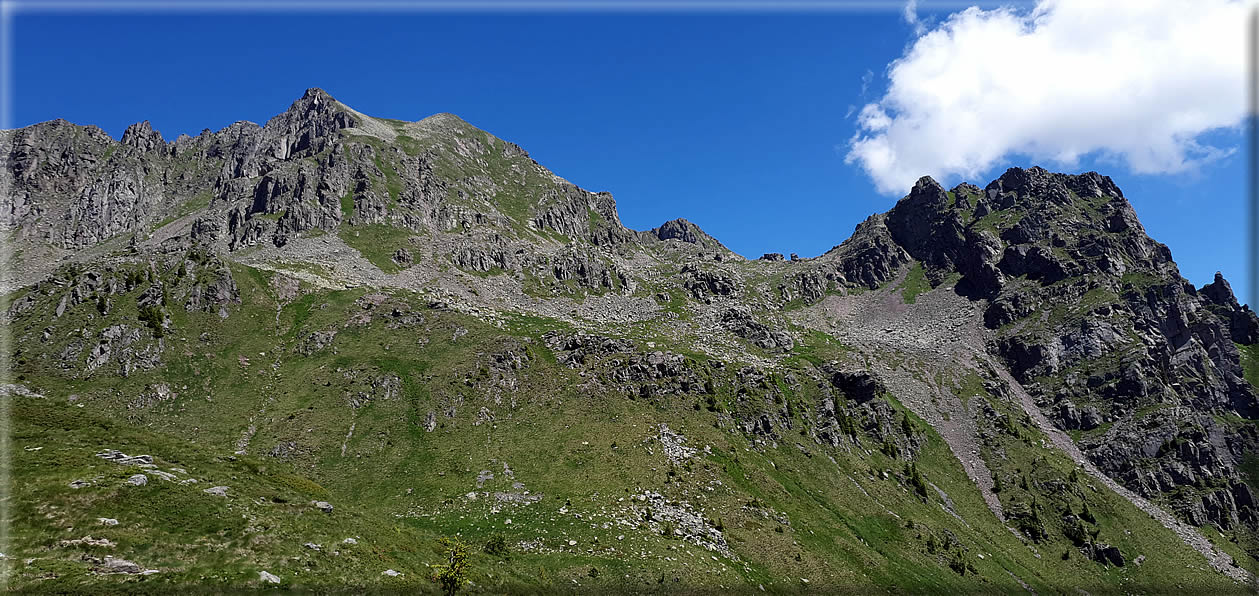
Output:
[{"xmin": 829, "ymin": 370, "xmax": 887, "ymax": 403}]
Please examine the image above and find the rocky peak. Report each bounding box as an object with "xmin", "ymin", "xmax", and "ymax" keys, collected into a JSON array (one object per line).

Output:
[
  {"xmin": 1201, "ymin": 272, "xmax": 1240, "ymax": 308},
  {"xmin": 907, "ymin": 175, "xmax": 949, "ymax": 206},
  {"xmin": 6, "ymin": 119, "xmax": 117, "ymax": 190},
  {"xmin": 300, "ymin": 86, "xmax": 333, "ymax": 105},
  {"xmin": 985, "ymin": 166, "xmax": 1123, "ymax": 204},
  {"xmin": 276, "ymin": 87, "xmax": 344, "ymax": 118},
  {"xmin": 648, "ymin": 218, "xmax": 725, "ymax": 250},
  {"xmin": 263, "ymin": 87, "xmax": 358, "ymax": 160},
  {"xmin": 1200, "ymin": 271, "xmax": 1259, "ymax": 344},
  {"xmin": 872, "ymin": 166, "xmax": 1176, "ymax": 300},
  {"xmin": 949, "ymin": 182, "xmax": 982, "ymax": 201},
  {"xmin": 1064, "ymin": 170, "xmax": 1124, "ymax": 199},
  {"xmin": 120, "ymin": 120, "xmax": 165, "ymax": 152},
  {"xmin": 986, "ymin": 166, "xmax": 1053, "ymax": 196},
  {"xmin": 884, "ymin": 175, "xmax": 967, "ymax": 273}
]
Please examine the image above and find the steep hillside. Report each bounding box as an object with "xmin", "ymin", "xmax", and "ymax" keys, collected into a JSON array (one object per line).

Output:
[{"xmin": 2, "ymin": 90, "xmax": 1257, "ymax": 593}]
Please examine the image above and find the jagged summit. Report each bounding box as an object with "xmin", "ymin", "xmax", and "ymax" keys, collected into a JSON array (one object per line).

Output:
[
  {"xmin": 1201, "ymin": 271, "xmax": 1259, "ymax": 344},
  {"xmin": 874, "ymin": 166, "xmax": 1166, "ymax": 296},
  {"xmin": 277, "ymin": 89, "xmax": 472, "ymax": 136},
  {"xmin": 987, "ymin": 166, "xmax": 1124, "ymax": 200},
  {"xmin": 273, "ymin": 87, "xmax": 352, "ymax": 119},
  {"xmin": 647, "ymin": 218, "xmax": 729, "ymax": 252},
  {"xmin": 301, "ymin": 86, "xmax": 335, "ymax": 102},
  {"xmin": 120, "ymin": 120, "xmax": 165, "ymax": 150}
]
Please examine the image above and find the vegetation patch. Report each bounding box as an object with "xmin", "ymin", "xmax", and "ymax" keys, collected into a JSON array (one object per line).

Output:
[
  {"xmin": 337, "ymin": 224, "xmax": 416, "ymax": 273},
  {"xmin": 339, "ymin": 191, "xmax": 354, "ymax": 220},
  {"xmin": 897, "ymin": 262, "xmax": 931, "ymax": 304},
  {"xmin": 1238, "ymin": 343, "xmax": 1259, "ymax": 391}
]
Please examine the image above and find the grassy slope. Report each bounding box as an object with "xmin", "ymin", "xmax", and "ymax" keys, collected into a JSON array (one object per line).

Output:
[
  {"xmin": 12, "ymin": 400, "xmax": 442, "ymax": 593},
  {"xmin": 4, "ymin": 260, "xmax": 1246, "ymax": 593}
]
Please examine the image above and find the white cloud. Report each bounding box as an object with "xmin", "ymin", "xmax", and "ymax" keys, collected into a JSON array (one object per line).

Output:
[
  {"xmin": 902, "ymin": 0, "xmax": 926, "ymax": 35},
  {"xmin": 846, "ymin": 0, "xmax": 1250, "ymax": 195}
]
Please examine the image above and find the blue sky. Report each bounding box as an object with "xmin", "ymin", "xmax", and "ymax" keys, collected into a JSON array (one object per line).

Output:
[{"xmin": 10, "ymin": 5, "xmax": 1252, "ymax": 305}]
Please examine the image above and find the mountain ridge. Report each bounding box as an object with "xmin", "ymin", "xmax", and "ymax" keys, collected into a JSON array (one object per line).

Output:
[
  {"xmin": 5, "ymin": 88, "xmax": 1249, "ymax": 294},
  {"xmin": 4, "ymin": 88, "xmax": 1259, "ymax": 592}
]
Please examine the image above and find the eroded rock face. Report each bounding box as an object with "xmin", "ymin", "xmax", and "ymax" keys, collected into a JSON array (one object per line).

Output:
[
  {"xmin": 183, "ymin": 263, "xmax": 241, "ymax": 317},
  {"xmin": 682, "ymin": 264, "xmax": 739, "ymax": 300},
  {"xmin": 778, "ymin": 269, "xmax": 830, "ymax": 304},
  {"xmin": 544, "ymin": 332, "xmax": 707, "ymax": 396},
  {"xmin": 720, "ymin": 308, "xmax": 793, "ymax": 352},
  {"xmin": 5, "ymin": 91, "xmax": 356, "ymax": 253},
  {"xmin": 814, "ymin": 214, "xmax": 912, "ymax": 292},
  {"xmin": 886, "ymin": 177, "xmax": 969, "ymax": 273},
  {"xmin": 867, "ymin": 167, "xmax": 1259, "ymax": 533}
]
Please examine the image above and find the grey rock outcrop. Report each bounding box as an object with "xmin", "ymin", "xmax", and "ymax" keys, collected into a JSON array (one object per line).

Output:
[
  {"xmin": 720, "ymin": 308, "xmax": 793, "ymax": 351},
  {"xmin": 1199, "ymin": 272, "xmax": 1259, "ymax": 344},
  {"xmin": 647, "ymin": 218, "xmax": 728, "ymax": 252}
]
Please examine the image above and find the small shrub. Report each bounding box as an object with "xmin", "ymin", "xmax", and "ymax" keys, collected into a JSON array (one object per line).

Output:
[
  {"xmin": 881, "ymin": 438, "xmax": 901, "ymax": 459},
  {"xmin": 138, "ymin": 305, "xmax": 165, "ymax": 338},
  {"xmin": 906, "ymin": 463, "xmax": 930, "ymax": 501},
  {"xmin": 948, "ymin": 551, "xmax": 968, "ymax": 575},
  {"xmin": 1064, "ymin": 518, "xmax": 1088, "ymax": 547},
  {"xmin": 1081, "ymin": 500, "xmax": 1096, "ymax": 524},
  {"xmin": 484, "ymin": 533, "xmax": 509, "ymax": 557}
]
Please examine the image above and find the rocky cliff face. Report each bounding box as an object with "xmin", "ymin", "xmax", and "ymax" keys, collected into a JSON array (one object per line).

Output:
[
  {"xmin": 4, "ymin": 91, "xmax": 1258, "ymax": 589},
  {"xmin": 849, "ymin": 167, "xmax": 1259, "ymax": 536}
]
